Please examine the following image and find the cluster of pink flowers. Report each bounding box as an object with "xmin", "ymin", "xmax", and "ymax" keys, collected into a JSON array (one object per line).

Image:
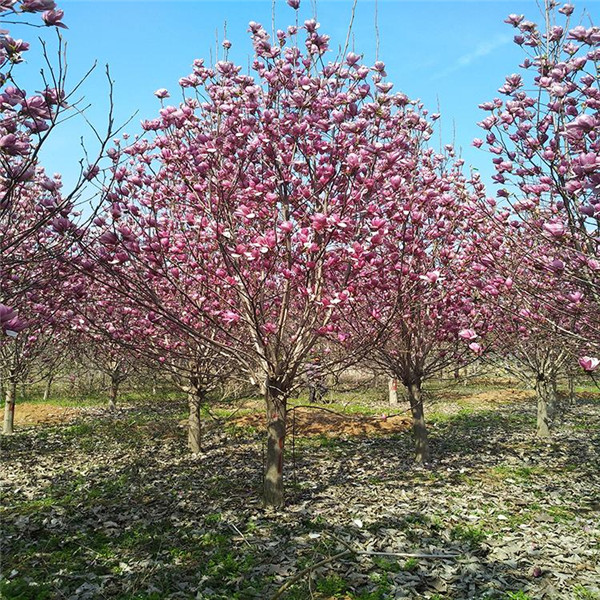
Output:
[{"xmin": 475, "ymin": 2, "xmax": 600, "ymax": 374}]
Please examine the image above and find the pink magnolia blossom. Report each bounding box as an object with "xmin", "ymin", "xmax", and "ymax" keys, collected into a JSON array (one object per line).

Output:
[
  {"xmin": 263, "ymin": 322, "xmax": 277, "ymax": 334},
  {"xmin": 21, "ymin": 0, "xmax": 56, "ymax": 11},
  {"xmin": 221, "ymin": 311, "xmax": 241, "ymax": 325},
  {"xmin": 0, "ymin": 304, "xmax": 17, "ymax": 326},
  {"xmin": 0, "ymin": 134, "xmax": 30, "ymax": 156},
  {"xmin": 310, "ymin": 213, "xmax": 328, "ymax": 232},
  {"xmin": 458, "ymin": 329, "xmax": 478, "ymax": 340},
  {"xmin": 469, "ymin": 342, "xmax": 483, "ymax": 355},
  {"xmin": 504, "ymin": 14, "xmax": 524, "ymax": 26},
  {"xmin": 419, "ymin": 270, "xmax": 442, "ymax": 284},
  {"xmin": 83, "ymin": 164, "xmax": 100, "ymax": 180},
  {"xmin": 578, "ymin": 356, "xmax": 599, "ymax": 372},
  {"xmin": 543, "ymin": 221, "xmax": 565, "ymax": 237},
  {"xmin": 42, "ymin": 8, "xmax": 66, "ymax": 27},
  {"xmin": 558, "ymin": 4, "xmax": 574, "ymax": 16}
]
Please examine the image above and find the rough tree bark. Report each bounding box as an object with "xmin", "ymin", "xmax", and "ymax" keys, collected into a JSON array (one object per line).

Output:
[
  {"xmin": 3, "ymin": 373, "xmax": 17, "ymax": 435},
  {"xmin": 188, "ymin": 387, "xmax": 203, "ymax": 453},
  {"xmin": 535, "ymin": 373, "xmax": 557, "ymax": 438},
  {"xmin": 108, "ymin": 373, "xmax": 120, "ymax": 411},
  {"xmin": 388, "ymin": 378, "xmax": 398, "ymax": 406},
  {"xmin": 264, "ymin": 378, "xmax": 288, "ymax": 508},
  {"xmin": 406, "ymin": 380, "xmax": 430, "ymax": 464},
  {"xmin": 568, "ymin": 372, "xmax": 575, "ymax": 406},
  {"xmin": 43, "ymin": 374, "xmax": 54, "ymax": 402}
]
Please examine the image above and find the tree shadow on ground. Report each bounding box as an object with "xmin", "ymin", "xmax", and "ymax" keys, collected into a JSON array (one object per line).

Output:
[{"xmin": 2, "ymin": 397, "xmax": 599, "ymax": 599}]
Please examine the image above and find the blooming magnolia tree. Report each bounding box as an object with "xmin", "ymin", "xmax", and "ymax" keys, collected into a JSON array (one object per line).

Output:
[
  {"xmin": 346, "ymin": 156, "xmax": 504, "ymax": 462},
  {"xmin": 505, "ymin": 328, "xmax": 571, "ymax": 437},
  {"xmin": 69, "ymin": 306, "xmax": 137, "ymax": 412},
  {"xmin": 1, "ymin": 0, "xmax": 68, "ymax": 226},
  {"xmin": 86, "ymin": 8, "xmax": 465, "ymax": 505},
  {"xmin": 69, "ymin": 270, "xmax": 234, "ymax": 451},
  {"xmin": 0, "ymin": 169, "xmax": 77, "ymax": 432},
  {"xmin": 475, "ymin": 1, "xmax": 600, "ymax": 365},
  {"xmin": 492, "ymin": 223, "xmax": 594, "ymax": 436},
  {"xmin": 160, "ymin": 342, "xmax": 234, "ymax": 454},
  {"xmin": 1, "ymin": 0, "xmax": 117, "ymax": 340},
  {"xmin": 1, "ymin": 272, "xmax": 70, "ymax": 433}
]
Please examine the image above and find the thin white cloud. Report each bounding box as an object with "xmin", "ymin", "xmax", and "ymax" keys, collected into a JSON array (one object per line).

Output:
[{"xmin": 431, "ymin": 33, "xmax": 512, "ymax": 80}]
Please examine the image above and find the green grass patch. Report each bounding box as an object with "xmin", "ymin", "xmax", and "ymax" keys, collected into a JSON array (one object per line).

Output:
[
  {"xmin": 0, "ymin": 578, "xmax": 55, "ymax": 600},
  {"xmin": 490, "ymin": 465, "xmax": 545, "ymax": 481},
  {"xmin": 315, "ymin": 574, "xmax": 349, "ymax": 596},
  {"xmin": 402, "ymin": 557, "xmax": 419, "ymax": 572},
  {"xmin": 371, "ymin": 556, "xmax": 402, "ymax": 574},
  {"xmin": 504, "ymin": 592, "xmax": 533, "ymax": 600},
  {"xmin": 543, "ymin": 504, "xmax": 578, "ymax": 523},
  {"xmin": 5, "ymin": 388, "xmax": 184, "ymax": 408},
  {"xmin": 450, "ymin": 524, "xmax": 488, "ymax": 548},
  {"xmin": 574, "ymin": 585, "xmax": 600, "ymax": 600}
]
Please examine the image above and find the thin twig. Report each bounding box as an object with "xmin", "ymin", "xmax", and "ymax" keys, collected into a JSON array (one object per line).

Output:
[
  {"xmin": 270, "ymin": 550, "xmax": 352, "ymax": 600},
  {"xmin": 359, "ymin": 550, "xmax": 460, "ymax": 559},
  {"xmin": 340, "ymin": 0, "xmax": 359, "ymax": 61},
  {"xmin": 271, "ymin": 530, "xmax": 460, "ymax": 599},
  {"xmin": 323, "ymin": 531, "xmax": 459, "ymax": 559},
  {"xmin": 374, "ymin": 0, "xmax": 380, "ymax": 61},
  {"xmin": 228, "ymin": 522, "xmax": 252, "ymax": 547}
]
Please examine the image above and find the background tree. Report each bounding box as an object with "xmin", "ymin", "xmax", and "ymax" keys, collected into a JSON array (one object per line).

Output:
[
  {"xmin": 0, "ymin": 171, "xmax": 76, "ymax": 432},
  {"xmin": 346, "ymin": 154, "xmax": 502, "ymax": 462},
  {"xmin": 1, "ymin": 0, "xmax": 118, "ymax": 344},
  {"xmin": 475, "ymin": 1, "xmax": 600, "ymax": 358},
  {"xmin": 1, "ymin": 284, "xmax": 67, "ymax": 433}
]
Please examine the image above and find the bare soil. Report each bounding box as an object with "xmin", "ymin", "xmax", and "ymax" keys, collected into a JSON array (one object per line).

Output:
[
  {"xmin": 9, "ymin": 402, "xmax": 82, "ymax": 426},
  {"xmin": 235, "ymin": 407, "xmax": 412, "ymax": 436}
]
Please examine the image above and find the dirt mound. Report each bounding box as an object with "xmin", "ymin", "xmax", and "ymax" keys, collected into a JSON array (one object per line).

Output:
[
  {"xmin": 234, "ymin": 407, "xmax": 411, "ymax": 437},
  {"xmin": 465, "ymin": 388, "xmax": 534, "ymax": 406},
  {"xmin": 9, "ymin": 403, "xmax": 82, "ymax": 426}
]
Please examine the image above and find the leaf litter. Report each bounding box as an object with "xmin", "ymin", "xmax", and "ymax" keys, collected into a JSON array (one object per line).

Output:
[{"xmin": 0, "ymin": 392, "xmax": 599, "ymax": 599}]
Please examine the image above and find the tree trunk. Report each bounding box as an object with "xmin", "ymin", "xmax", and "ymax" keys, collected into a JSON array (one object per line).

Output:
[
  {"xmin": 462, "ymin": 364, "xmax": 470, "ymax": 386},
  {"xmin": 550, "ymin": 375, "xmax": 558, "ymax": 419},
  {"xmin": 188, "ymin": 389, "xmax": 202, "ymax": 453},
  {"xmin": 568, "ymin": 373, "xmax": 575, "ymax": 406},
  {"xmin": 3, "ymin": 377, "xmax": 17, "ymax": 435},
  {"xmin": 43, "ymin": 375, "xmax": 53, "ymax": 402},
  {"xmin": 388, "ymin": 378, "xmax": 398, "ymax": 406},
  {"xmin": 407, "ymin": 381, "xmax": 430, "ymax": 464},
  {"xmin": 108, "ymin": 375, "xmax": 119, "ymax": 411},
  {"xmin": 535, "ymin": 375, "xmax": 557, "ymax": 438},
  {"xmin": 264, "ymin": 381, "xmax": 287, "ymax": 508},
  {"xmin": 93, "ymin": 372, "xmax": 100, "ymax": 395}
]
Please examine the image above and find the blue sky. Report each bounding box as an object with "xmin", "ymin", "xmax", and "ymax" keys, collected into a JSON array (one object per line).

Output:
[{"xmin": 10, "ymin": 0, "xmax": 600, "ymax": 193}]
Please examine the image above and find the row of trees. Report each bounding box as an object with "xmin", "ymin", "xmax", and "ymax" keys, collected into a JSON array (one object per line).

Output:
[{"xmin": 1, "ymin": 0, "xmax": 599, "ymax": 506}]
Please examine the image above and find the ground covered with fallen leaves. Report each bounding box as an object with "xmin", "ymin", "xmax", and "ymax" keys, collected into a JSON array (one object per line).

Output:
[{"xmin": 1, "ymin": 388, "xmax": 599, "ymax": 600}]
